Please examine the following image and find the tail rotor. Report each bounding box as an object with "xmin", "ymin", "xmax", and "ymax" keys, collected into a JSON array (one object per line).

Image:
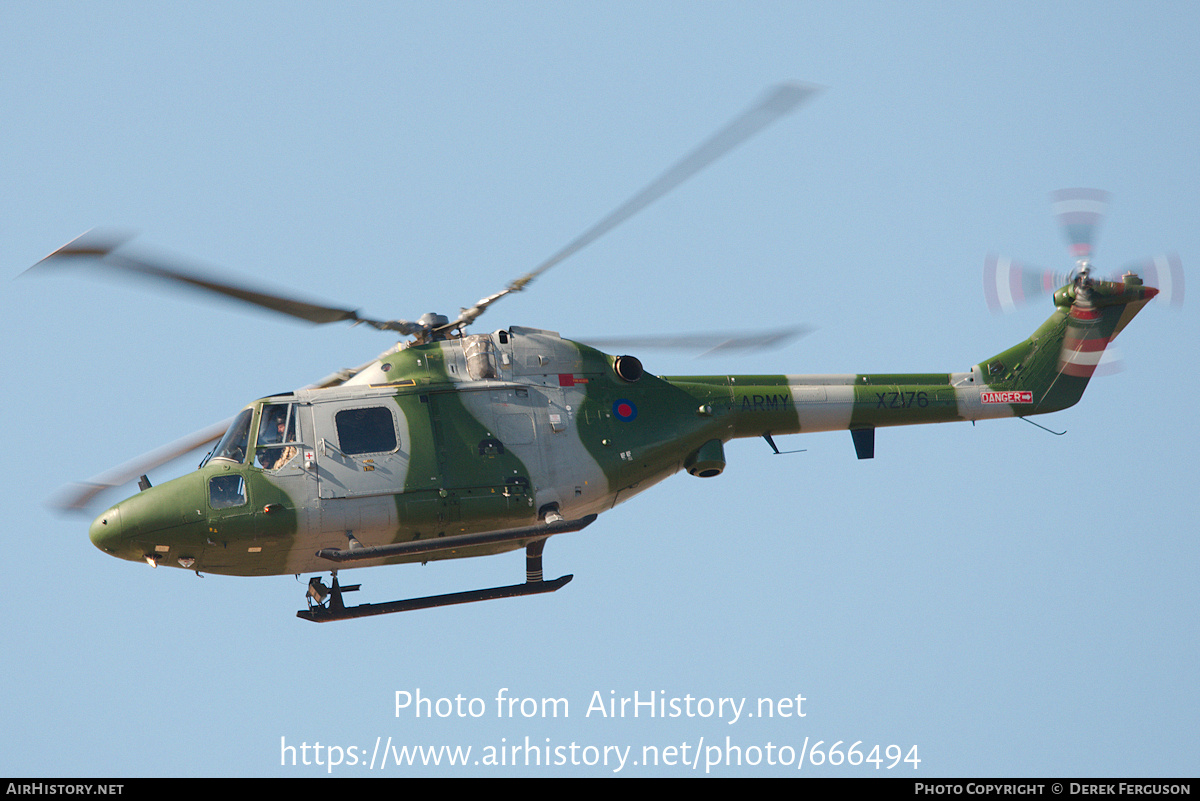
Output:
[{"xmin": 983, "ymin": 189, "xmax": 1183, "ymax": 313}]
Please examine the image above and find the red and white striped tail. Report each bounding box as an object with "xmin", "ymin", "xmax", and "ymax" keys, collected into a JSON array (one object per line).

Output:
[{"xmin": 1058, "ymin": 300, "xmax": 1110, "ymax": 379}]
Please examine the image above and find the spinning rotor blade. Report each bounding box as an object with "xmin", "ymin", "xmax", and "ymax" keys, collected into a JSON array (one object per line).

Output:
[
  {"xmin": 1091, "ymin": 347, "xmax": 1125, "ymax": 377},
  {"xmin": 983, "ymin": 188, "xmax": 1108, "ymax": 314},
  {"xmin": 1052, "ymin": 188, "xmax": 1109, "ymax": 259},
  {"xmin": 306, "ymin": 354, "xmax": 395, "ymax": 389},
  {"xmin": 983, "ymin": 254, "xmax": 1067, "ymax": 313},
  {"xmin": 51, "ymin": 419, "xmax": 232, "ymax": 512},
  {"xmin": 29, "ymin": 230, "xmax": 426, "ymax": 334},
  {"xmin": 984, "ymin": 189, "xmax": 1184, "ymax": 314},
  {"xmin": 1123, "ymin": 254, "xmax": 1184, "ymax": 307},
  {"xmin": 578, "ymin": 325, "xmax": 812, "ymax": 357},
  {"xmin": 984, "ymin": 251, "xmax": 1186, "ymax": 314},
  {"xmin": 52, "ymin": 352, "xmax": 386, "ymax": 513},
  {"xmin": 444, "ymin": 82, "xmax": 821, "ymax": 331},
  {"xmin": 982, "ymin": 188, "xmax": 1108, "ymax": 314}
]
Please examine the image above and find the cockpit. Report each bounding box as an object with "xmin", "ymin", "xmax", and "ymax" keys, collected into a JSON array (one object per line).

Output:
[
  {"xmin": 204, "ymin": 399, "xmax": 302, "ymax": 469},
  {"xmin": 201, "ymin": 398, "xmax": 304, "ymax": 511},
  {"xmin": 255, "ymin": 401, "xmax": 300, "ymax": 470}
]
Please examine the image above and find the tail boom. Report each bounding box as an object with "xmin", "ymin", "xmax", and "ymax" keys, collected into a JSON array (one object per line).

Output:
[{"xmin": 666, "ymin": 274, "xmax": 1158, "ymax": 453}]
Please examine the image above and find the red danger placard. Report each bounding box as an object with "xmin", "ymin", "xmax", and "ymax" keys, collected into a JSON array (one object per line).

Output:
[{"xmin": 981, "ymin": 391, "xmax": 1033, "ymax": 404}]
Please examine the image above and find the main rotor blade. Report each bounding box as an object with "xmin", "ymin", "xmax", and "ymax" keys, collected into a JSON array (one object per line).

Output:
[
  {"xmin": 578, "ymin": 325, "xmax": 812, "ymax": 357},
  {"xmin": 306, "ymin": 353, "xmax": 394, "ymax": 388},
  {"xmin": 55, "ymin": 350, "xmax": 392, "ymax": 513},
  {"xmin": 446, "ymin": 82, "xmax": 821, "ymax": 330},
  {"xmin": 29, "ymin": 230, "xmax": 413, "ymax": 330},
  {"xmin": 50, "ymin": 419, "xmax": 232, "ymax": 512}
]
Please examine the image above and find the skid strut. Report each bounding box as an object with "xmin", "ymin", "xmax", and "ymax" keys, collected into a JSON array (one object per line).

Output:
[{"xmin": 296, "ymin": 516, "xmax": 594, "ymax": 622}]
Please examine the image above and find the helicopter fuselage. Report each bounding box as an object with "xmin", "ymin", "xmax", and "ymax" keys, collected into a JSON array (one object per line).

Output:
[{"xmin": 86, "ymin": 276, "xmax": 1157, "ymax": 581}]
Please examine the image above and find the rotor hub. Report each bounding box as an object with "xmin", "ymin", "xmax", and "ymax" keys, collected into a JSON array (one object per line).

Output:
[{"xmin": 418, "ymin": 312, "xmax": 450, "ymax": 329}]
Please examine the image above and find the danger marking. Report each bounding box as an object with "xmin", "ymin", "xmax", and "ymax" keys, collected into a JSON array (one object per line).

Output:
[{"xmin": 981, "ymin": 391, "xmax": 1033, "ymax": 404}]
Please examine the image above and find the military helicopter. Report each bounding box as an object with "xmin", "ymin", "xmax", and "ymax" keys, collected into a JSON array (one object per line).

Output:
[{"xmin": 32, "ymin": 84, "xmax": 1165, "ymax": 622}]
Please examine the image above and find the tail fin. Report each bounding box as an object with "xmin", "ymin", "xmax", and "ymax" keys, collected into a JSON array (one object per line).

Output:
[{"xmin": 979, "ymin": 274, "xmax": 1158, "ymax": 415}]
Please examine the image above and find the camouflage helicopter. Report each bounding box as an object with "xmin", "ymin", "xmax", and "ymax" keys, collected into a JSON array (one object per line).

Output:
[{"xmin": 32, "ymin": 84, "xmax": 1167, "ymax": 622}]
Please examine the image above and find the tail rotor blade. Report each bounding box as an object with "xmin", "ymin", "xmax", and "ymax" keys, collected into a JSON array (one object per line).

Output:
[
  {"xmin": 1051, "ymin": 188, "xmax": 1110, "ymax": 259},
  {"xmin": 1121, "ymin": 254, "xmax": 1184, "ymax": 308},
  {"xmin": 983, "ymin": 254, "xmax": 1064, "ymax": 313},
  {"xmin": 1091, "ymin": 346, "xmax": 1125, "ymax": 377}
]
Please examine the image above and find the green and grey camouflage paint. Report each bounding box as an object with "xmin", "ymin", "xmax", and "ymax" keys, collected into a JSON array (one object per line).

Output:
[{"xmin": 88, "ymin": 275, "xmax": 1157, "ymax": 578}]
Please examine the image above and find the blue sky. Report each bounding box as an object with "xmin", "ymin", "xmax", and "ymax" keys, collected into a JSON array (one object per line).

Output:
[{"xmin": 3, "ymin": 1, "xmax": 1197, "ymax": 777}]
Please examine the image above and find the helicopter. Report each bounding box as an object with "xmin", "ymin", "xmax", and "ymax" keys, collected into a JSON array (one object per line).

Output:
[{"xmin": 31, "ymin": 83, "xmax": 1165, "ymax": 622}]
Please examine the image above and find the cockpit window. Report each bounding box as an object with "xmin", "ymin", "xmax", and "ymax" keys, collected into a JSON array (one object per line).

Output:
[
  {"xmin": 256, "ymin": 403, "xmax": 299, "ymax": 470},
  {"xmin": 211, "ymin": 409, "xmax": 253, "ymax": 464}
]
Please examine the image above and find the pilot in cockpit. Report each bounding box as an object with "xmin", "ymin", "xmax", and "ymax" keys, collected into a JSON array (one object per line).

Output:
[{"xmin": 258, "ymin": 407, "xmax": 297, "ymax": 470}]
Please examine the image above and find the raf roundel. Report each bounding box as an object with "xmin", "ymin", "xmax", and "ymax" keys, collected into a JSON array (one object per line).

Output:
[{"xmin": 613, "ymin": 399, "xmax": 638, "ymax": 422}]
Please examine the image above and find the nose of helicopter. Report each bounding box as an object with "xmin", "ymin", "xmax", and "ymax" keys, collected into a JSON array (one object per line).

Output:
[{"xmin": 89, "ymin": 506, "xmax": 123, "ymax": 554}]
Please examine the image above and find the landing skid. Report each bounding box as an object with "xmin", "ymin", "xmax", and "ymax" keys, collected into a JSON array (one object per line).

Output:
[
  {"xmin": 296, "ymin": 524, "xmax": 588, "ymax": 622},
  {"xmin": 296, "ymin": 572, "xmax": 573, "ymax": 622}
]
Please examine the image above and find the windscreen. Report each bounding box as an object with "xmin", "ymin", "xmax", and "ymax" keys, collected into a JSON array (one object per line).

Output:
[{"xmin": 210, "ymin": 408, "xmax": 253, "ymax": 464}]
